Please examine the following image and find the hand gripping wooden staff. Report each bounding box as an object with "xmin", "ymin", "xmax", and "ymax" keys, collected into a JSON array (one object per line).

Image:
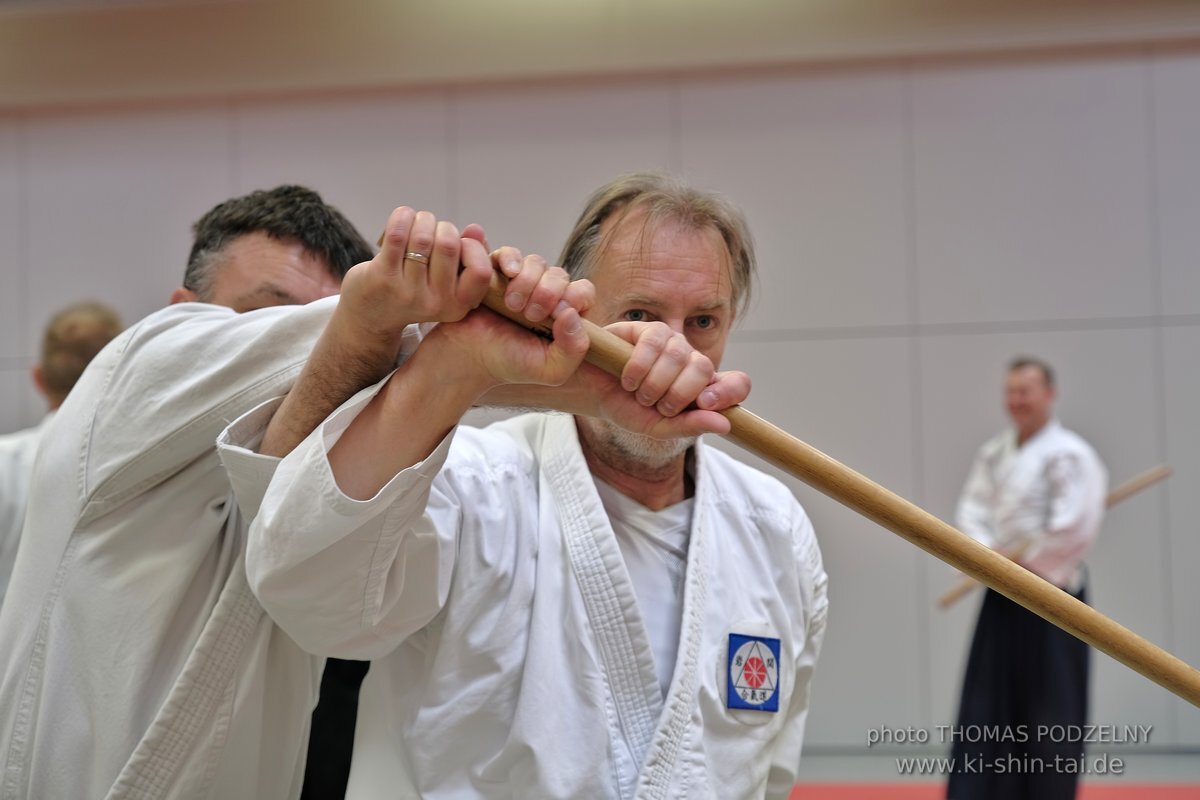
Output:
[
  {"xmin": 480, "ymin": 273, "xmax": 1200, "ymax": 707},
  {"xmin": 937, "ymin": 464, "xmax": 1173, "ymax": 610}
]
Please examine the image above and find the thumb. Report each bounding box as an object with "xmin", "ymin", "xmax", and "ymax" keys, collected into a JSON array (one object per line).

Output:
[{"xmin": 538, "ymin": 308, "xmax": 589, "ymax": 385}]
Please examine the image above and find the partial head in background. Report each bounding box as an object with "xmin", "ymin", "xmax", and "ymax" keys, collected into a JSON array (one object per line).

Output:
[
  {"xmin": 560, "ymin": 172, "xmax": 756, "ymax": 472},
  {"xmin": 171, "ymin": 185, "xmax": 374, "ymax": 313},
  {"xmin": 1005, "ymin": 355, "xmax": 1057, "ymax": 445},
  {"xmin": 33, "ymin": 301, "xmax": 124, "ymax": 411}
]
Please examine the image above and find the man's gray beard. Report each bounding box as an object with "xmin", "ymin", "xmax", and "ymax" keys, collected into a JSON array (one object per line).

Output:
[{"xmin": 582, "ymin": 418, "xmax": 695, "ymax": 469}]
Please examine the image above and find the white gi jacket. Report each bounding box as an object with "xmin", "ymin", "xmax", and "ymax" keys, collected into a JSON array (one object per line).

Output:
[
  {"xmin": 0, "ymin": 413, "xmax": 54, "ymax": 606},
  {"xmin": 956, "ymin": 419, "xmax": 1107, "ymax": 589},
  {"xmin": 0, "ymin": 298, "xmax": 418, "ymax": 800},
  {"xmin": 234, "ymin": 381, "xmax": 829, "ymax": 800}
]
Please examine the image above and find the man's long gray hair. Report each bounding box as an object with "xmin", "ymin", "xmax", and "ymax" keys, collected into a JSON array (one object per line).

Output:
[{"xmin": 558, "ymin": 172, "xmax": 756, "ymax": 318}]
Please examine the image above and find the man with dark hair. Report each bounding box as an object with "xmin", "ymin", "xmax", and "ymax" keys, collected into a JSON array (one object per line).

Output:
[
  {"xmin": 948, "ymin": 357, "xmax": 1107, "ymax": 800},
  {"xmin": 0, "ymin": 301, "xmax": 123, "ymax": 606},
  {"xmin": 227, "ymin": 173, "xmax": 827, "ymax": 798},
  {"xmin": 177, "ymin": 185, "xmax": 373, "ymax": 308},
  {"xmin": 0, "ymin": 188, "xmax": 498, "ymax": 800},
  {"xmin": 178, "ymin": 185, "xmax": 375, "ymax": 800}
]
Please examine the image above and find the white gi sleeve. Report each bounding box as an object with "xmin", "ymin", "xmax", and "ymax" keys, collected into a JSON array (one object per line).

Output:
[
  {"xmin": 81, "ymin": 299, "xmax": 422, "ymax": 520},
  {"xmin": 955, "ymin": 447, "xmax": 998, "ymax": 548},
  {"xmin": 766, "ymin": 505, "xmax": 829, "ymax": 800},
  {"xmin": 1028, "ymin": 451, "xmax": 1105, "ymax": 562},
  {"xmin": 243, "ymin": 375, "xmax": 462, "ymax": 661},
  {"xmin": 216, "ymin": 396, "xmax": 291, "ymax": 522}
]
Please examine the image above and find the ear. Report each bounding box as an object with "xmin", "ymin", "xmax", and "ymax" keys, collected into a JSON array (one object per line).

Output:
[
  {"xmin": 31, "ymin": 363, "xmax": 47, "ymax": 399},
  {"xmin": 170, "ymin": 286, "xmax": 199, "ymax": 305}
]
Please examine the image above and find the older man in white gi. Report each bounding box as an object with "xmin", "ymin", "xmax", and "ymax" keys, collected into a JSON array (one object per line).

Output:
[
  {"xmin": 225, "ymin": 173, "xmax": 829, "ymax": 799},
  {"xmin": 0, "ymin": 302, "xmax": 122, "ymax": 606},
  {"xmin": 948, "ymin": 357, "xmax": 1107, "ymax": 800}
]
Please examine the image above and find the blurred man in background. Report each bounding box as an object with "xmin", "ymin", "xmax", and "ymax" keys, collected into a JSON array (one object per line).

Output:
[{"xmin": 949, "ymin": 357, "xmax": 1107, "ymax": 800}]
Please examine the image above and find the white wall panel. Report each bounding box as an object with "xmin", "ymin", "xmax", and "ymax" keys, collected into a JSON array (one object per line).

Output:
[
  {"xmin": 235, "ymin": 91, "xmax": 453, "ymax": 242},
  {"xmin": 919, "ymin": 328, "xmax": 1173, "ymax": 741},
  {"xmin": 912, "ymin": 57, "xmax": 1154, "ymax": 325},
  {"xmin": 1163, "ymin": 326, "xmax": 1200, "ymax": 745},
  {"xmin": 679, "ymin": 69, "xmax": 911, "ymax": 332},
  {"xmin": 715, "ymin": 336, "xmax": 922, "ymax": 747},
  {"xmin": 1152, "ymin": 51, "xmax": 1200, "ymax": 318},
  {"xmin": 454, "ymin": 81, "xmax": 674, "ymax": 263},
  {"xmin": 0, "ymin": 116, "xmax": 24, "ymax": 359},
  {"xmin": 24, "ymin": 106, "xmax": 234, "ymax": 344}
]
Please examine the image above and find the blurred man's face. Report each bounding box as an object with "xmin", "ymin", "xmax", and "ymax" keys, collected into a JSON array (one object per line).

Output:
[
  {"xmin": 174, "ymin": 231, "xmax": 341, "ymax": 312},
  {"xmin": 206, "ymin": 232, "xmax": 340, "ymax": 312},
  {"xmin": 1005, "ymin": 365, "xmax": 1055, "ymax": 442}
]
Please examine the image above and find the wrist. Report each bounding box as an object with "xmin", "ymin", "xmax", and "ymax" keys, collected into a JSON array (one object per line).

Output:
[
  {"xmin": 327, "ymin": 303, "xmax": 407, "ymax": 376},
  {"xmin": 405, "ymin": 332, "xmax": 501, "ymax": 406}
]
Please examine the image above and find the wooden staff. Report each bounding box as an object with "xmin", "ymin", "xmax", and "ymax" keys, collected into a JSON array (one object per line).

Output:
[
  {"xmin": 937, "ymin": 464, "xmax": 1173, "ymax": 610},
  {"xmin": 480, "ymin": 277, "xmax": 1200, "ymax": 707}
]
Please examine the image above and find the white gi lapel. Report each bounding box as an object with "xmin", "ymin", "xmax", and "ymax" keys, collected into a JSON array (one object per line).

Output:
[
  {"xmin": 540, "ymin": 415, "xmax": 663, "ymax": 799},
  {"xmin": 633, "ymin": 441, "xmax": 710, "ymax": 800}
]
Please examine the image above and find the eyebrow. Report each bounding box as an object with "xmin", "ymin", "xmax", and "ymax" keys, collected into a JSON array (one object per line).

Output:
[
  {"xmin": 235, "ymin": 284, "xmax": 302, "ymax": 309},
  {"xmin": 622, "ymin": 294, "xmax": 729, "ymax": 313}
]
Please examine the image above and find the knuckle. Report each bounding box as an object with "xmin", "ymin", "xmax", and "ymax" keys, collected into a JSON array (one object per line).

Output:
[
  {"xmin": 433, "ymin": 237, "xmax": 459, "ymax": 258},
  {"xmin": 664, "ymin": 339, "xmax": 691, "ymax": 362}
]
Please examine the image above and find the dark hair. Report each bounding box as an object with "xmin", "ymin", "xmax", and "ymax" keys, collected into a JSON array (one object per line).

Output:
[
  {"xmin": 184, "ymin": 186, "xmax": 373, "ymax": 299},
  {"xmin": 558, "ymin": 172, "xmax": 756, "ymax": 318},
  {"xmin": 40, "ymin": 301, "xmax": 124, "ymax": 402},
  {"xmin": 1009, "ymin": 356, "xmax": 1055, "ymax": 388}
]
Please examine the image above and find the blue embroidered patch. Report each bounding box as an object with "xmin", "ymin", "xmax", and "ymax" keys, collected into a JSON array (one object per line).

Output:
[{"xmin": 726, "ymin": 633, "xmax": 781, "ymax": 712}]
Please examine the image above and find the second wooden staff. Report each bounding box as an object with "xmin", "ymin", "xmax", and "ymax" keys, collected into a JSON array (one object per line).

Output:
[{"xmin": 937, "ymin": 464, "xmax": 1173, "ymax": 610}]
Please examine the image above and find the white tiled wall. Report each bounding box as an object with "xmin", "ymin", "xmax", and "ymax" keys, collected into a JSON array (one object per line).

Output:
[
  {"xmin": 910, "ymin": 56, "xmax": 1156, "ymax": 325},
  {"xmin": 0, "ymin": 116, "xmax": 24, "ymax": 360},
  {"xmin": 234, "ymin": 91, "xmax": 454, "ymax": 235},
  {"xmin": 1163, "ymin": 325, "xmax": 1200, "ymax": 745},
  {"xmin": 1153, "ymin": 53, "xmax": 1200, "ymax": 318},
  {"xmin": 23, "ymin": 106, "xmax": 234, "ymax": 344},
  {"xmin": 679, "ymin": 68, "xmax": 912, "ymax": 332},
  {"xmin": 454, "ymin": 80, "xmax": 676, "ymax": 261},
  {"xmin": 2, "ymin": 46, "xmax": 1197, "ymax": 751}
]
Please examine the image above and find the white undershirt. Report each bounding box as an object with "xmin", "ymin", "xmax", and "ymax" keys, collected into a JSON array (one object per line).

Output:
[{"xmin": 593, "ymin": 477, "xmax": 694, "ymax": 698}]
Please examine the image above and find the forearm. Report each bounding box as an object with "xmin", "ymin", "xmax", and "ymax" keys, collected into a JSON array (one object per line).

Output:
[
  {"xmin": 260, "ymin": 307, "xmax": 409, "ymax": 458},
  {"xmin": 328, "ymin": 342, "xmax": 495, "ymax": 500}
]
